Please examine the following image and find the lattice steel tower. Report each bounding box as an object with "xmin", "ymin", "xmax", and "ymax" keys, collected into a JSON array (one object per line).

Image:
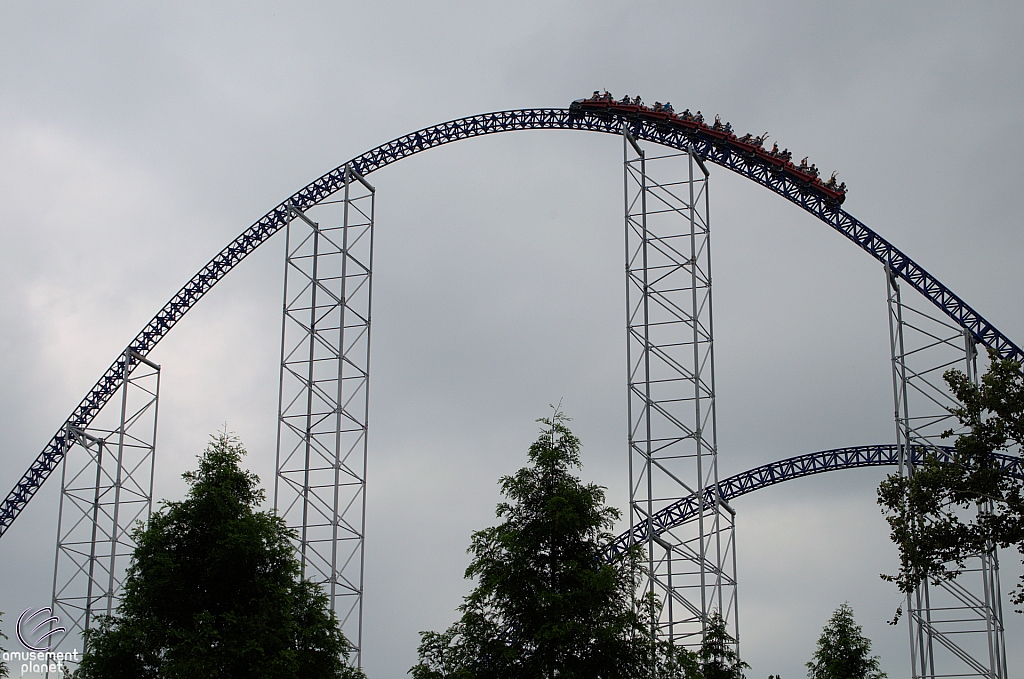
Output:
[
  {"xmin": 886, "ymin": 267, "xmax": 1007, "ymax": 679},
  {"xmin": 51, "ymin": 349, "xmax": 160, "ymax": 650},
  {"xmin": 624, "ymin": 128, "xmax": 739, "ymax": 650},
  {"xmin": 275, "ymin": 165, "xmax": 374, "ymax": 666}
]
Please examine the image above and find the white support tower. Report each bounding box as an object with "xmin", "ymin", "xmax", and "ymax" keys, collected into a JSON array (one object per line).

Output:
[
  {"xmin": 886, "ymin": 267, "xmax": 1007, "ymax": 679},
  {"xmin": 51, "ymin": 349, "xmax": 160, "ymax": 651},
  {"xmin": 624, "ymin": 128, "xmax": 739, "ymax": 651},
  {"xmin": 275, "ymin": 164, "xmax": 375, "ymax": 667}
]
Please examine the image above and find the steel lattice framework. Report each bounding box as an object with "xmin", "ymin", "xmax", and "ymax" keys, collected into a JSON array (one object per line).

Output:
[
  {"xmin": 3, "ymin": 106, "xmax": 1021, "ymax": 538},
  {"xmin": 51, "ymin": 350, "xmax": 160, "ymax": 648},
  {"xmin": 623, "ymin": 129, "xmax": 737, "ymax": 648},
  {"xmin": 274, "ymin": 167, "xmax": 375, "ymax": 663},
  {"xmin": 886, "ymin": 270, "xmax": 1008, "ymax": 679}
]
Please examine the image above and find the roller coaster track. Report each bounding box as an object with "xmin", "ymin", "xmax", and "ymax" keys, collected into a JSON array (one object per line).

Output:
[
  {"xmin": 606, "ymin": 445, "xmax": 1024, "ymax": 559},
  {"xmin": 2, "ymin": 105, "xmax": 1021, "ymax": 538}
]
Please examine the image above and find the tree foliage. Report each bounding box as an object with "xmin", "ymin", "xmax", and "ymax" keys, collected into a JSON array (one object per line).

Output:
[
  {"xmin": 74, "ymin": 433, "xmax": 363, "ymax": 679},
  {"xmin": 878, "ymin": 352, "xmax": 1024, "ymax": 610},
  {"xmin": 0, "ymin": 611, "xmax": 8, "ymax": 679},
  {"xmin": 805, "ymin": 603, "xmax": 884, "ymax": 679},
  {"xmin": 699, "ymin": 612, "xmax": 747, "ymax": 679},
  {"xmin": 410, "ymin": 412, "xmax": 702, "ymax": 679}
]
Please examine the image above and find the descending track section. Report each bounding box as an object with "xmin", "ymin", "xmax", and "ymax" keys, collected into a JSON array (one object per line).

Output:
[
  {"xmin": 608, "ymin": 445, "xmax": 1024, "ymax": 559},
  {"xmin": 3, "ymin": 103, "xmax": 1022, "ymax": 537}
]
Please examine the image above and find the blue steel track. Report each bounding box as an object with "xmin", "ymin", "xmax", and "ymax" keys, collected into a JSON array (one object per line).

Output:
[
  {"xmin": 606, "ymin": 445, "xmax": 1024, "ymax": 558},
  {"xmin": 2, "ymin": 105, "xmax": 1021, "ymax": 538}
]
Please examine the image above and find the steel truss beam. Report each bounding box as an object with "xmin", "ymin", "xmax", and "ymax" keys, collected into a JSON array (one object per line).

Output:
[
  {"xmin": 51, "ymin": 349, "xmax": 160, "ymax": 650},
  {"xmin": 886, "ymin": 268, "xmax": 1007, "ymax": 679},
  {"xmin": 275, "ymin": 164, "xmax": 374, "ymax": 666},
  {"xmin": 5, "ymin": 105, "xmax": 1022, "ymax": 539},
  {"xmin": 624, "ymin": 129, "xmax": 738, "ymax": 650},
  {"xmin": 608, "ymin": 444, "xmax": 1023, "ymax": 559}
]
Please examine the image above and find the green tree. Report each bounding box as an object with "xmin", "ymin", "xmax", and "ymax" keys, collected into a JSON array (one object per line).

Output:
[
  {"xmin": 74, "ymin": 433, "xmax": 363, "ymax": 679},
  {"xmin": 699, "ymin": 612, "xmax": 747, "ymax": 679},
  {"xmin": 410, "ymin": 412, "xmax": 701, "ymax": 679},
  {"xmin": 0, "ymin": 611, "xmax": 8, "ymax": 679},
  {"xmin": 878, "ymin": 352, "xmax": 1024, "ymax": 611},
  {"xmin": 805, "ymin": 603, "xmax": 884, "ymax": 679}
]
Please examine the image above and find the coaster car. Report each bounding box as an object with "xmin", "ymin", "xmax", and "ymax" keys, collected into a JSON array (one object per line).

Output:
[{"xmin": 570, "ymin": 93, "xmax": 846, "ymax": 205}]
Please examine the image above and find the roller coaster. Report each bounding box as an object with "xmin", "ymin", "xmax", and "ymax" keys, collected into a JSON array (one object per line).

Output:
[{"xmin": 0, "ymin": 96, "xmax": 1017, "ymax": 679}]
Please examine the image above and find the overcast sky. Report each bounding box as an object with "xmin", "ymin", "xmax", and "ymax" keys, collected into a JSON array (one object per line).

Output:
[{"xmin": 1, "ymin": 2, "xmax": 1023, "ymax": 677}]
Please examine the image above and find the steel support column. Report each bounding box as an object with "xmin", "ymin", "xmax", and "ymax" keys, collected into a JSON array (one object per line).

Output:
[
  {"xmin": 624, "ymin": 128, "xmax": 738, "ymax": 651},
  {"xmin": 886, "ymin": 267, "xmax": 1007, "ymax": 679},
  {"xmin": 51, "ymin": 349, "xmax": 160, "ymax": 650},
  {"xmin": 275, "ymin": 164, "xmax": 374, "ymax": 666}
]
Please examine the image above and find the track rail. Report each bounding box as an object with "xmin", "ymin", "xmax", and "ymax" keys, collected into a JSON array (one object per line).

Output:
[
  {"xmin": 607, "ymin": 445, "xmax": 1024, "ymax": 559},
  {"xmin": 2, "ymin": 106, "xmax": 1021, "ymax": 538}
]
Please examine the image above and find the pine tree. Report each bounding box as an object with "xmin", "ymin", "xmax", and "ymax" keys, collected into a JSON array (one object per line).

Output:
[
  {"xmin": 805, "ymin": 603, "xmax": 885, "ymax": 679},
  {"xmin": 411, "ymin": 412, "xmax": 700, "ymax": 679},
  {"xmin": 0, "ymin": 611, "xmax": 8, "ymax": 679},
  {"xmin": 74, "ymin": 433, "xmax": 363, "ymax": 679},
  {"xmin": 700, "ymin": 611, "xmax": 748, "ymax": 679}
]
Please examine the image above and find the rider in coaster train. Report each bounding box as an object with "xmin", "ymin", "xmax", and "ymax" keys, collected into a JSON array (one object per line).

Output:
[{"xmin": 578, "ymin": 95, "xmax": 834, "ymax": 188}]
